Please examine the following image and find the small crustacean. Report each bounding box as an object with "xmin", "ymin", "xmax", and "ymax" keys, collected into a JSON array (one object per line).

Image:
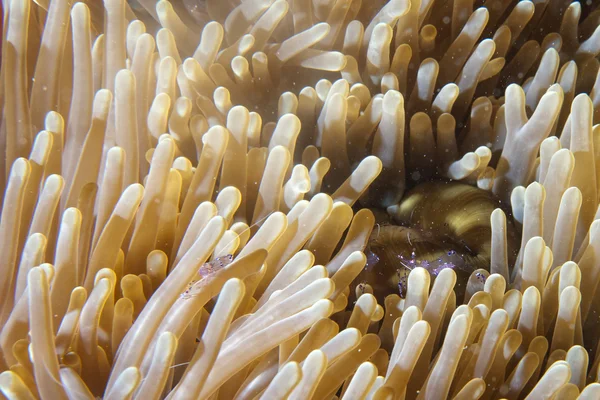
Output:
[
  {"xmin": 198, "ymin": 254, "xmax": 233, "ymax": 277},
  {"xmin": 181, "ymin": 254, "xmax": 234, "ymax": 299},
  {"xmin": 181, "ymin": 0, "xmax": 211, "ymax": 25},
  {"xmin": 393, "ymin": 249, "xmax": 472, "ymax": 298},
  {"xmin": 354, "ymin": 181, "xmax": 519, "ymax": 303}
]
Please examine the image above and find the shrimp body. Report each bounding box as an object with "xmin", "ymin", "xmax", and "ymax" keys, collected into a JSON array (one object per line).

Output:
[{"xmin": 180, "ymin": 254, "xmax": 234, "ymax": 299}]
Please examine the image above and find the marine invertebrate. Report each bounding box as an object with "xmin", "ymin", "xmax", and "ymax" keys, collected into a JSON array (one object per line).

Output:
[
  {"xmin": 360, "ymin": 180, "xmax": 520, "ymax": 303},
  {"xmin": 0, "ymin": 0, "xmax": 600, "ymax": 399}
]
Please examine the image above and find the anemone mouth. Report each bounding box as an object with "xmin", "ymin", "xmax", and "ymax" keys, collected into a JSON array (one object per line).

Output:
[{"xmin": 356, "ymin": 180, "xmax": 521, "ymax": 305}]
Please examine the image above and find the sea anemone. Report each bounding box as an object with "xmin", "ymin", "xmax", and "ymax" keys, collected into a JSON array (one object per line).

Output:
[{"xmin": 1, "ymin": 0, "xmax": 600, "ymax": 399}]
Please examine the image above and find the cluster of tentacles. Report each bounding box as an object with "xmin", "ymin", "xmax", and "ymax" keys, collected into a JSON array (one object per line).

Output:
[{"xmin": 0, "ymin": 0, "xmax": 600, "ymax": 399}]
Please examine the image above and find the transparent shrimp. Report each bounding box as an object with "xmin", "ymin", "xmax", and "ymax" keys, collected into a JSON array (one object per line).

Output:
[{"xmin": 180, "ymin": 254, "xmax": 234, "ymax": 300}]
